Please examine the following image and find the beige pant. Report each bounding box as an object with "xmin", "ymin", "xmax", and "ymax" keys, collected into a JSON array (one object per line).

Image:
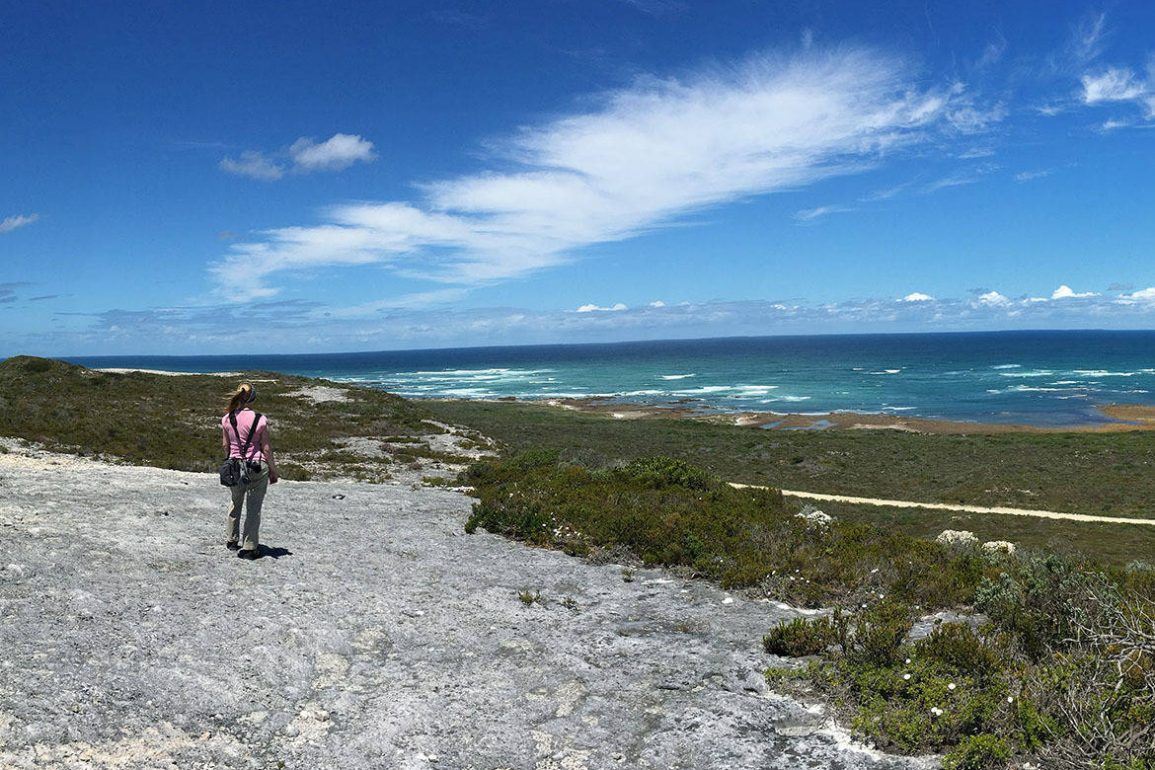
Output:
[{"xmin": 226, "ymin": 461, "xmax": 269, "ymax": 550}]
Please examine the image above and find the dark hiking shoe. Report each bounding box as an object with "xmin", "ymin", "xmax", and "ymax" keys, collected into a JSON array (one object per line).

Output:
[
  {"xmin": 226, "ymin": 541, "xmax": 240, "ymax": 551},
  {"xmin": 237, "ymin": 549, "xmax": 261, "ymax": 560}
]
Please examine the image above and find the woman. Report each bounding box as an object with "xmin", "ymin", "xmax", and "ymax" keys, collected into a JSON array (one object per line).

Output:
[{"xmin": 221, "ymin": 383, "xmax": 279, "ymax": 559}]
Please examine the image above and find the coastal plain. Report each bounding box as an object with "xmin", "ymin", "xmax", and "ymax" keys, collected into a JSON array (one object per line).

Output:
[{"xmin": 3, "ymin": 356, "xmax": 1154, "ymax": 768}]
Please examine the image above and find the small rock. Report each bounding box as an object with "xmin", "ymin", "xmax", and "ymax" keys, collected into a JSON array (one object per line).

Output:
[{"xmin": 332, "ymin": 494, "xmax": 345, "ymax": 500}]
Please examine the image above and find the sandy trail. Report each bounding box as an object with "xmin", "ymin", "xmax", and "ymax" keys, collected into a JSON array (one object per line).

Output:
[
  {"xmin": 729, "ymin": 484, "xmax": 1155, "ymax": 526},
  {"xmin": 0, "ymin": 445, "xmax": 924, "ymax": 770}
]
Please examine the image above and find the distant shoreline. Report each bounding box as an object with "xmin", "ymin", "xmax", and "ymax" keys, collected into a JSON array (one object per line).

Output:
[
  {"xmin": 88, "ymin": 366, "xmax": 1155, "ymax": 432},
  {"xmin": 444, "ymin": 395, "xmax": 1155, "ymax": 434}
]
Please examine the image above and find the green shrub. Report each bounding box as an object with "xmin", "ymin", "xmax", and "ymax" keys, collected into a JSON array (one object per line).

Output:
[
  {"xmin": 942, "ymin": 734, "xmax": 1012, "ymax": 770},
  {"xmin": 914, "ymin": 623, "xmax": 1004, "ymax": 680},
  {"xmin": 764, "ymin": 611, "xmax": 847, "ymax": 657},
  {"xmin": 462, "ymin": 451, "xmax": 791, "ymax": 584},
  {"xmin": 611, "ymin": 456, "xmax": 714, "ymax": 490},
  {"xmin": 0, "ymin": 356, "xmax": 429, "ymax": 475},
  {"xmin": 463, "ymin": 452, "xmax": 990, "ymax": 608},
  {"xmin": 850, "ymin": 601, "xmax": 914, "ymax": 667},
  {"xmin": 277, "ymin": 462, "xmax": 311, "ymax": 481},
  {"xmin": 975, "ymin": 555, "xmax": 1119, "ymax": 660}
]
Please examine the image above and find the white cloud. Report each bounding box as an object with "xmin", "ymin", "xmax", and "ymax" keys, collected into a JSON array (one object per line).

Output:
[
  {"xmin": 1119, "ymin": 287, "xmax": 1155, "ymax": 304},
  {"xmin": 219, "ymin": 151, "xmax": 286, "ymax": 181},
  {"xmin": 794, "ymin": 205, "xmax": 851, "ymax": 222},
  {"xmin": 975, "ymin": 37, "xmax": 1006, "ymax": 69},
  {"xmin": 289, "ymin": 133, "xmax": 376, "ymax": 171},
  {"xmin": 649, "ymin": 300, "xmax": 666, "ymax": 307},
  {"xmin": 220, "ymin": 133, "xmax": 377, "ymax": 181},
  {"xmin": 1082, "ymin": 67, "xmax": 1146, "ymax": 104},
  {"xmin": 1070, "ymin": 12, "xmax": 1108, "ymax": 66},
  {"xmin": 576, "ymin": 302, "xmax": 628, "ymax": 313},
  {"xmin": 924, "ymin": 173, "xmax": 983, "ymax": 193},
  {"xmin": 0, "ymin": 213, "xmax": 40, "ymax": 234},
  {"xmin": 57, "ymin": 286, "xmax": 1155, "ymax": 355},
  {"xmin": 976, "ymin": 290, "xmax": 1011, "ymax": 307},
  {"xmin": 212, "ymin": 48, "xmax": 956, "ymax": 299},
  {"xmin": 1014, "ymin": 169, "xmax": 1052, "ymax": 182},
  {"xmin": 946, "ymin": 102, "xmax": 1007, "ymax": 134},
  {"xmin": 1099, "ymin": 118, "xmax": 1131, "ymax": 132},
  {"xmin": 1052, "ymin": 284, "xmax": 1098, "ymax": 299},
  {"xmin": 901, "ymin": 292, "xmax": 934, "ymax": 302}
]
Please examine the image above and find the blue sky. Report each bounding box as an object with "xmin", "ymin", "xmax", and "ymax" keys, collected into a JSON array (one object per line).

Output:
[{"xmin": 2, "ymin": 0, "xmax": 1155, "ymax": 355}]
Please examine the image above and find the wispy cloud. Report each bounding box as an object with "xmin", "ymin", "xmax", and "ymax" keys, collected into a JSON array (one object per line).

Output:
[
  {"xmin": 1066, "ymin": 12, "xmax": 1155, "ymax": 123},
  {"xmin": 220, "ymin": 133, "xmax": 376, "ymax": 181},
  {"xmin": 946, "ymin": 101, "xmax": 1007, "ymax": 134},
  {"xmin": 0, "ymin": 213, "xmax": 40, "ymax": 234},
  {"xmin": 1069, "ymin": 11, "xmax": 1109, "ymax": 66},
  {"xmin": 0, "ymin": 282, "xmax": 31, "ymax": 304},
  {"xmin": 212, "ymin": 48, "xmax": 959, "ymax": 300},
  {"xmin": 794, "ymin": 204, "xmax": 852, "ymax": 223},
  {"xmin": 617, "ymin": 0, "xmax": 688, "ymax": 17},
  {"xmin": 923, "ymin": 172, "xmax": 981, "ymax": 193},
  {"xmin": 975, "ymin": 35, "xmax": 1007, "ymax": 69},
  {"xmin": 576, "ymin": 302, "xmax": 628, "ymax": 312},
  {"xmin": 219, "ymin": 151, "xmax": 285, "ymax": 181},
  {"xmin": 1014, "ymin": 169, "xmax": 1052, "ymax": 182},
  {"xmin": 1082, "ymin": 67, "xmax": 1147, "ymax": 104}
]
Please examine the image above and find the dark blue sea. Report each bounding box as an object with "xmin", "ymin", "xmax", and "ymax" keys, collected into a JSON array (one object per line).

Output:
[{"xmin": 69, "ymin": 331, "xmax": 1155, "ymax": 426}]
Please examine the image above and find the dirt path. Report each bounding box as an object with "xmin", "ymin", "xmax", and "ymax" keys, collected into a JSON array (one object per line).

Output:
[
  {"xmin": 729, "ymin": 483, "xmax": 1155, "ymax": 526},
  {"xmin": 0, "ymin": 444, "xmax": 926, "ymax": 770}
]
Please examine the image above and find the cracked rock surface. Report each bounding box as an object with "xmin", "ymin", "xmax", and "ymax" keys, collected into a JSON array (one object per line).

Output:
[{"xmin": 0, "ymin": 445, "xmax": 929, "ymax": 769}]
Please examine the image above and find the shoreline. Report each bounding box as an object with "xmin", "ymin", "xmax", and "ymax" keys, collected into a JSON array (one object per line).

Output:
[
  {"xmin": 448, "ymin": 395, "xmax": 1155, "ymax": 434},
  {"xmin": 87, "ymin": 364, "xmax": 1155, "ymax": 433}
]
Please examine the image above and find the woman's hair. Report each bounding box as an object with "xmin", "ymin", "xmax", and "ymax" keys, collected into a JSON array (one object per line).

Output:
[{"xmin": 225, "ymin": 383, "xmax": 256, "ymax": 415}]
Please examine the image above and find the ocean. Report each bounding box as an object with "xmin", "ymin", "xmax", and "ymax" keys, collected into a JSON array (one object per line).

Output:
[{"xmin": 69, "ymin": 330, "xmax": 1155, "ymax": 426}]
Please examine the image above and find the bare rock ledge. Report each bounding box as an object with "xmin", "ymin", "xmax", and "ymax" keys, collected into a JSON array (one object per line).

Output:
[{"xmin": 0, "ymin": 445, "xmax": 931, "ymax": 769}]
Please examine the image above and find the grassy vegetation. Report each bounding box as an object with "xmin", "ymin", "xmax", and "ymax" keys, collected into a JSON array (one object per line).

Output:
[
  {"xmin": 768, "ymin": 556, "xmax": 1155, "ymax": 769},
  {"xmin": 428, "ymin": 400, "xmax": 1155, "ymax": 518},
  {"xmin": 0, "ymin": 356, "xmax": 432, "ymax": 478},
  {"xmin": 463, "ymin": 451, "xmax": 999, "ymax": 607},
  {"xmin": 429, "ymin": 399, "xmax": 1155, "ymax": 564},
  {"xmin": 466, "ymin": 450, "xmax": 1155, "ymax": 769},
  {"xmin": 818, "ymin": 501, "xmax": 1155, "ymax": 566}
]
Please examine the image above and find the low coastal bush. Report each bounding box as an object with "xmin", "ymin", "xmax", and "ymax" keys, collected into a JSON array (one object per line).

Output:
[
  {"xmin": 0, "ymin": 356, "xmax": 429, "ymax": 474},
  {"xmin": 466, "ymin": 452, "xmax": 1155, "ymax": 768},
  {"xmin": 462, "ymin": 452, "xmax": 991, "ymax": 606},
  {"xmin": 763, "ymin": 611, "xmax": 847, "ymax": 657},
  {"xmin": 767, "ymin": 557, "xmax": 1155, "ymax": 769}
]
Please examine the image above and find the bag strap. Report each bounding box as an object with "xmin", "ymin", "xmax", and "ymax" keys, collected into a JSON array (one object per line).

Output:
[{"xmin": 229, "ymin": 411, "xmax": 263, "ymax": 461}]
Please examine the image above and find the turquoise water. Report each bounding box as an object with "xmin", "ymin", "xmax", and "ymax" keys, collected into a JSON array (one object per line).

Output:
[{"xmin": 71, "ymin": 330, "xmax": 1155, "ymax": 426}]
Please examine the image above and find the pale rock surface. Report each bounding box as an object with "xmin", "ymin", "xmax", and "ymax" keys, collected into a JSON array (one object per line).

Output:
[{"xmin": 0, "ymin": 443, "xmax": 931, "ymax": 769}]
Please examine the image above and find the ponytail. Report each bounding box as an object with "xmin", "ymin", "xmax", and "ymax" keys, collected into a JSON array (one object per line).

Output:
[{"xmin": 225, "ymin": 383, "xmax": 256, "ymax": 415}]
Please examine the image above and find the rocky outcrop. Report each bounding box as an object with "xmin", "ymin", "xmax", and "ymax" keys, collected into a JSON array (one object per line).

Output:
[{"xmin": 0, "ymin": 443, "xmax": 927, "ymax": 769}]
